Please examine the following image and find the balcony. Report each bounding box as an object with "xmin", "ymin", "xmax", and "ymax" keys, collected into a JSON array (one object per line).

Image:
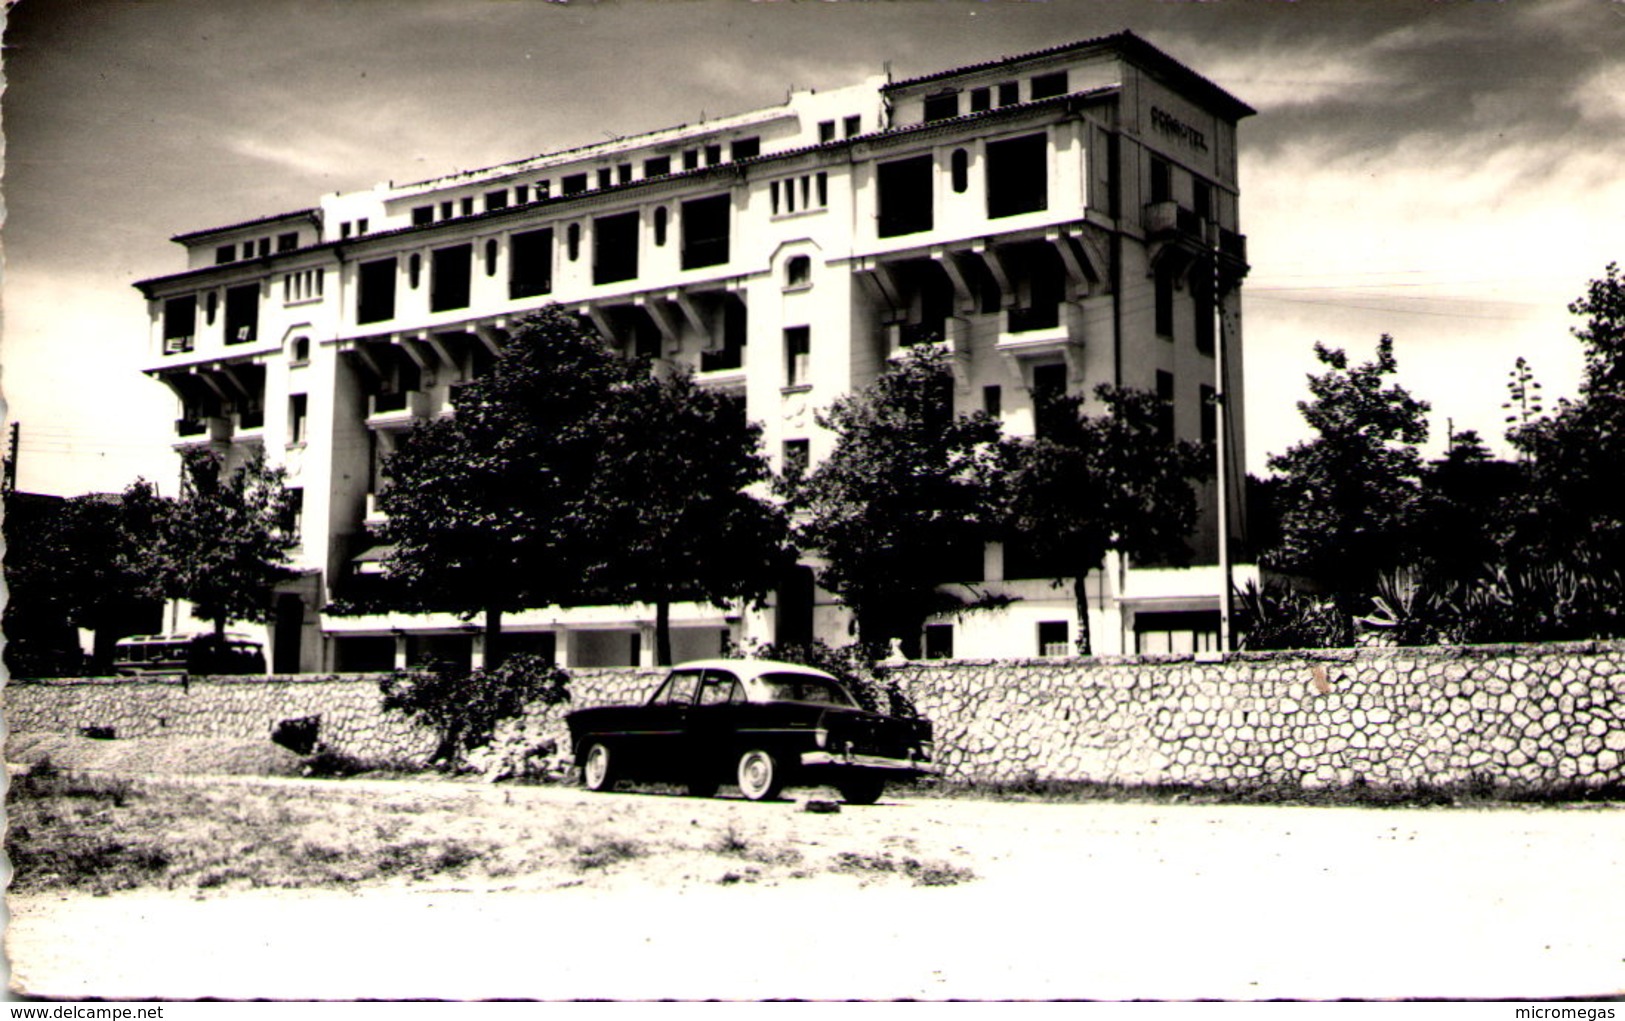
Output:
[
  {"xmin": 996, "ymin": 302, "xmax": 1085, "ymax": 383},
  {"xmin": 174, "ymin": 415, "xmax": 231, "ymax": 447},
  {"xmin": 1006, "ymin": 304, "xmax": 1061, "ymax": 335},
  {"xmin": 1143, "ymin": 200, "xmax": 1209, "ymax": 243},
  {"xmin": 695, "ymin": 366, "xmax": 747, "ymax": 395},
  {"xmin": 886, "ymin": 317, "xmax": 968, "ymax": 362},
  {"xmin": 366, "ymin": 390, "xmax": 430, "ymax": 429}
]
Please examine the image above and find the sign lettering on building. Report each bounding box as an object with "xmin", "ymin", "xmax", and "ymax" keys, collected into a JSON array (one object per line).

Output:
[{"xmin": 1150, "ymin": 106, "xmax": 1209, "ymax": 153}]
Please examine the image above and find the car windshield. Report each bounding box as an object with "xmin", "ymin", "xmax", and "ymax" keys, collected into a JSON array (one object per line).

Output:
[{"xmin": 755, "ymin": 672, "xmax": 856, "ymax": 707}]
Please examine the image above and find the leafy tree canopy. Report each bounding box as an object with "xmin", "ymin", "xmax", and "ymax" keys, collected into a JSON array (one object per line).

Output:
[
  {"xmin": 379, "ymin": 309, "xmax": 646, "ymax": 655},
  {"xmin": 379, "ymin": 307, "xmax": 786, "ymax": 666},
  {"xmin": 787, "ymin": 347, "xmax": 1001, "ymax": 657},
  {"xmin": 584, "ymin": 369, "xmax": 788, "ymax": 665},
  {"xmin": 1507, "ymin": 263, "xmax": 1625, "ymax": 563},
  {"xmin": 1263, "ymin": 336, "xmax": 1431, "ymax": 597},
  {"xmin": 154, "ymin": 448, "xmax": 297, "ymax": 638},
  {"xmin": 997, "ymin": 385, "xmax": 1210, "ymax": 654}
]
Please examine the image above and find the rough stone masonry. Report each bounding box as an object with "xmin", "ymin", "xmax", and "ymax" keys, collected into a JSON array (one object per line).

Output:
[{"xmin": 7, "ymin": 642, "xmax": 1623, "ymax": 790}]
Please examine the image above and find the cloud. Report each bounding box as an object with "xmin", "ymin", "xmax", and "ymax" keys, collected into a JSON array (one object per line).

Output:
[{"xmin": 1572, "ymin": 62, "xmax": 1625, "ymax": 124}]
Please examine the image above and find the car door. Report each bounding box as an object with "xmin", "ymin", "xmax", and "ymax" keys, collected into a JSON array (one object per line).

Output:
[
  {"xmin": 616, "ymin": 667, "xmax": 702, "ymax": 778},
  {"xmin": 682, "ymin": 668, "xmax": 743, "ymax": 779}
]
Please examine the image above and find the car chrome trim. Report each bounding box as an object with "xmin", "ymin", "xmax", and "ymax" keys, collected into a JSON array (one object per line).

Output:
[{"xmin": 800, "ymin": 751, "xmax": 941, "ymax": 773}]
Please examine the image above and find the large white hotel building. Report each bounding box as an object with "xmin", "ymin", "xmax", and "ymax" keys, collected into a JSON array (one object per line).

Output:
[{"xmin": 135, "ymin": 31, "xmax": 1254, "ymax": 673}]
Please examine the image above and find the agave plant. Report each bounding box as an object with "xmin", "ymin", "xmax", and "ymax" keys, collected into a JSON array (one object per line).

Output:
[{"xmin": 1234, "ymin": 580, "xmax": 1353, "ymax": 650}]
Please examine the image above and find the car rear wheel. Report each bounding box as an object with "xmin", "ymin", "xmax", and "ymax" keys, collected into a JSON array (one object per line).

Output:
[
  {"xmin": 837, "ymin": 776, "xmax": 886, "ymax": 805},
  {"xmin": 736, "ymin": 749, "xmax": 784, "ymax": 801},
  {"xmin": 582, "ymin": 742, "xmax": 617, "ymax": 792}
]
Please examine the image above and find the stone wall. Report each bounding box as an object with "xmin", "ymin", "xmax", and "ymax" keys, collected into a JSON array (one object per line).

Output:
[
  {"xmin": 7, "ymin": 643, "xmax": 1625, "ymax": 789},
  {"xmin": 3, "ymin": 674, "xmax": 440, "ymax": 766},
  {"xmin": 889, "ymin": 642, "xmax": 1625, "ymax": 788}
]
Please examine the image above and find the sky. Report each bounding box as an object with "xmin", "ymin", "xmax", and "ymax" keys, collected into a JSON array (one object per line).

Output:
[{"xmin": 3, "ymin": 0, "xmax": 1623, "ymax": 497}]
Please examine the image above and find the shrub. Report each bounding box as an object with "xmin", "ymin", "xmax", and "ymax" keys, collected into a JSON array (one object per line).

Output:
[
  {"xmin": 379, "ymin": 652, "xmax": 570, "ymax": 769},
  {"xmin": 1436, "ymin": 558, "xmax": 1625, "ymax": 644},
  {"xmin": 1234, "ymin": 581, "xmax": 1353, "ymax": 650}
]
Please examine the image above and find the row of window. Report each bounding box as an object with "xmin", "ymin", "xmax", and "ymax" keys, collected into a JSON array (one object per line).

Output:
[
  {"xmin": 769, "ymin": 173, "xmax": 829, "ymax": 216},
  {"xmin": 877, "ymin": 132, "xmax": 1048, "ymax": 237},
  {"xmin": 283, "ymin": 268, "xmax": 324, "ymax": 304},
  {"xmin": 921, "ymin": 70, "xmax": 1069, "ymax": 124},
  {"xmin": 815, "ymin": 115, "xmax": 864, "ymax": 143},
  {"xmin": 402, "ymin": 137, "xmax": 763, "ymax": 229},
  {"xmin": 174, "ymin": 135, "xmax": 1055, "ymax": 348},
  {"xmin": 356, "ymin": 194, "xmax": 733, "ymax": 323},
  {"xmin": 215, "ymin": 232, "xmax": 300, "ymax": 265},
  {"xmin": 162, "ymin": 283, "xmax": 262, "ymax": 348}
]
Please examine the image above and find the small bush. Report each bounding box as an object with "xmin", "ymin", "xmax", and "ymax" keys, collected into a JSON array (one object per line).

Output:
[{"xmin": 380, "ymin": 653, "xmax": 571, "ymax": 769}]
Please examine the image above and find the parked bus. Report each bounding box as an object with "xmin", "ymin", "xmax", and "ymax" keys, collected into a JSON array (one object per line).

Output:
[{"xmin": 112, "ymin": 633, "xmax": 267, "ymax": 676}]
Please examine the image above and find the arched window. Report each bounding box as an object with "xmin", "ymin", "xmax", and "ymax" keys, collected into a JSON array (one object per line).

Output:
[
  {"xmin": 408, "ymin": 253, "xmax": 421, "ymax": 289},
  {"xmin": 786, "ymin": 255, "xmax": 811, "ymax": 288},
  {"xmin": 654, "ymin": 207, "xmax": 668, "ymax": 247},
  {"xmin": 951, "ymin": 149, "xmax": 969, "ymax": 194},
  {"xmin": 567, "ymin": 223, "xmax": 581, "ymax": 261},
  {"xmin": 485, "ymin": 239, "xmax": 498, "ymax": 276}
]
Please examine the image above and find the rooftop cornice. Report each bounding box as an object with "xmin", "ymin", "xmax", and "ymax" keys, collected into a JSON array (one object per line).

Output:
[
  {"xmin": 170, "ymin": 208, "xmax": 323, "ymax": 246},
  {"xmin": 883, "ymin": 30, "xmax": 1254, "ymax": 122}
]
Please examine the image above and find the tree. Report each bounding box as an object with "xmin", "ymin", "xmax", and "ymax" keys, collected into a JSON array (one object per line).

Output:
[
  {"xmin": 153, "ymin": 448, "xmax": 297, "ymax": 640},
  {"xmin": 378, "ymin": 308, "xmax": 645, "ymax": 664},
  {"xmin": 59, "ymin": 483, "xmax": 169, "ymax": 670},
  {"xmin": 996, "ymin": 385, "xmax": 1210, "ymax": 655},
  {"xmin": 787, "ymin": 347, "xmax": 1001, "ymax": 657},
  {"xmin": 1412, "ymin": 429, "xmax": 1521, "ymax": 583},
  {"xmin": 1506, "ymin": 263, "xmax": 1625, "ymax": 565},
  {"xmin": 585, "ymin": 370, "xmax": 788, "ymax": 666},
  {"xmin": 1262, "ymin": 336, "xmax": 1431, "ymax": 599}
]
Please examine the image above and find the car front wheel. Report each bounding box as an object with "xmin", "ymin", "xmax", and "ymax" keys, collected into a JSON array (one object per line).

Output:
[
  {"xmin": 837, "ymin": 776, "xmax": 886, "ymax": 805},
  {"xmin": 736, "ymin": 749, "xmax": 784, "ymax": 801},
  {"xmin": 582, "ymin": 742, "xmax": 617, "ymax": 792}
]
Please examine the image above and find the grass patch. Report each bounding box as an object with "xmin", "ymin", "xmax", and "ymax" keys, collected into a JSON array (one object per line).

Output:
[
  {"xmin": 830, "ymin": 851, "xmax": 975, "ymax": 887},
  {"xmin": 7, "ymin": 769, "xmax": 969, "ymax": 897}
]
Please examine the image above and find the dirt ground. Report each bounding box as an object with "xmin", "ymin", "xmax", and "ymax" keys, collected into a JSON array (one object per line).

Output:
[{"xmin": 8, "ymin": 779, "xmax": 1625, "ymax": 1001}]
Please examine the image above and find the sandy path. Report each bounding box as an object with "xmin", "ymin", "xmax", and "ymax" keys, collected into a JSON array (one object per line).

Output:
[{"xmin": 9, "ymin": 783, "xmax": 1625, "ymax": 1000}]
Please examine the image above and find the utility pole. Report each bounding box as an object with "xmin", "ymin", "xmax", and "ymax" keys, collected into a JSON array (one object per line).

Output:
[{"xmin": 1214, "ymin": 273, "xmax": 1232, "ymax": 654}]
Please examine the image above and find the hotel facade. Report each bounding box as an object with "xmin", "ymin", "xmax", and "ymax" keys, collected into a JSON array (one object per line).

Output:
[{"xmin": 135, "ymin": 31, "xmax": 1254, "ymax": 673}]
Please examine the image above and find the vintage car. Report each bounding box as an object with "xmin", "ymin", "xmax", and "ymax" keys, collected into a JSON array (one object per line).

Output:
[{"xmin": 565, "ymin": 658, "xmax": 937, "ymax": 804}]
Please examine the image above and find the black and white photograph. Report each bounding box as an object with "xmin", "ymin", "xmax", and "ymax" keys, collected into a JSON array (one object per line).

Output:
[{"xmin": 4, "ymin": 0, "xmax": 1625, "ymax": 1003}]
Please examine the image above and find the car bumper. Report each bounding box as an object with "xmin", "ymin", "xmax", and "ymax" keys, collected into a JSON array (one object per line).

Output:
[{"xmin": 800, "ymin": 751, "xmax": 941, "ymax": 774}]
